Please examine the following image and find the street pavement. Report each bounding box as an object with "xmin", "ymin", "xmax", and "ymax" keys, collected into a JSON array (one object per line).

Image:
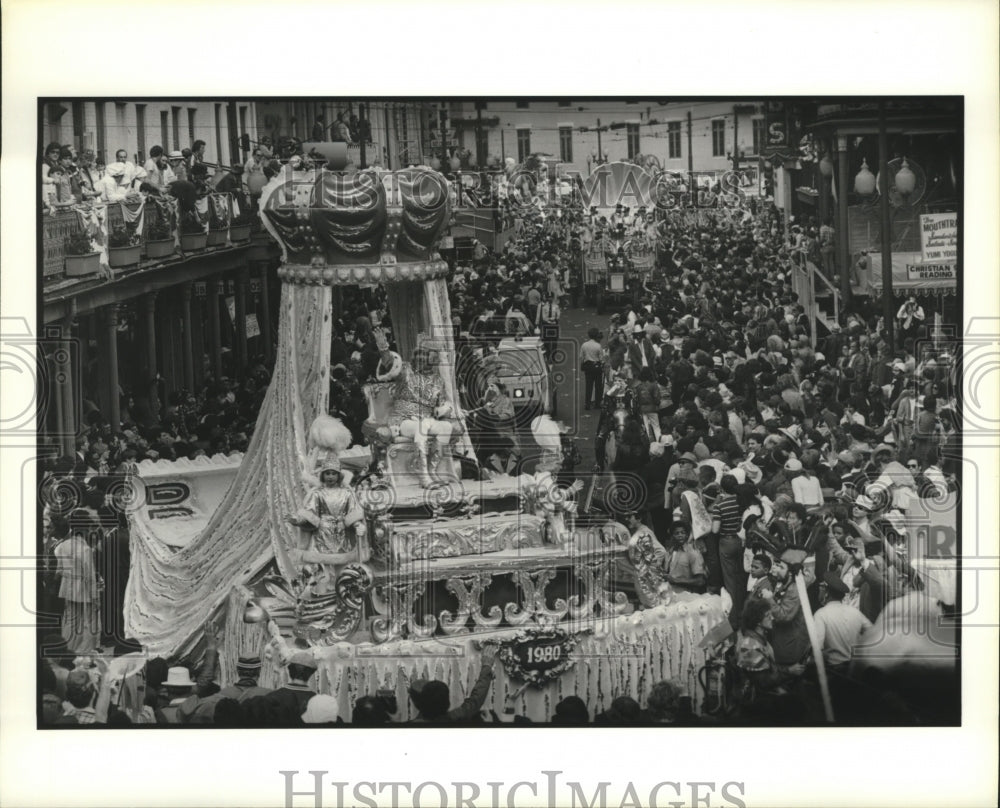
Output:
[{"xmin": 550, "ymin": 300, "xmax": 603, "ymax": 470}]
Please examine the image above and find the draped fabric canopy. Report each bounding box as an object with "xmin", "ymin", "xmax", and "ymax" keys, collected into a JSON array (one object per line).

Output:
[
  {"xmin": 126, "ymin": 274, "xmax": 471, "ymax": 656},
  {"xmin": 125, "ymin": 283, "xmax": 332, "ymax": 658}
]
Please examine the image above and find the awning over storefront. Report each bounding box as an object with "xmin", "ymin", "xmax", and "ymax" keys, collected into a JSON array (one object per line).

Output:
[{"xmin": 864, "ymin": 251, "xmax": 958, "ymax": 297}]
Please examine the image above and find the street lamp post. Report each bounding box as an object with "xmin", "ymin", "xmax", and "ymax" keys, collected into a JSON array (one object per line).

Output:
[
  {"xmin": 835, "ymin": 136, "xmax": 851, "ymax": 302},
  {"xmin": 878, "ymin": 101, "xmax": 895, "ymax": 347}
]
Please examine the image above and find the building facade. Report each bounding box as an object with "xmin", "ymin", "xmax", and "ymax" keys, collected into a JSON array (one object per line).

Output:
[
  {"xmin": 444, "ymin": 100, "xmax": 764, "ymax": 176},
  {"xmin": 42, "ymin": 100, "xmax": 260, "ymax": 168}
]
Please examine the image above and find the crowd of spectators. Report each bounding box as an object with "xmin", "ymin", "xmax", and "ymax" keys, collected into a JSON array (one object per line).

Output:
[{"xmin": 39, "ymin": 155, "xmax": 958, "ymax": 725}]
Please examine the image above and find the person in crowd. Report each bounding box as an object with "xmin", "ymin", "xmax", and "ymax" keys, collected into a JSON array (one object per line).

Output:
[
  {"xmin": 167, "ymin": 149, "xmax": 188, "ymax": 182},
  {"xmin": 351, "ymin": 695, "xmax": 392, "ymax": 725},
  {"xmin": 100, "ymin": 161, "xmax": 138, "ymax": 203},
  {"xmin": 407, "ymin": 644, "xmax": 497, "ymax": 724},
  {"xmin": 536, "ymin": 294, "xmax": 561, "ymax": 363},
  {"xmin": 638, "ymin": 439, "xmax": 671, "ymax": 543},
  {"xmin": 53, "ymin": 511, "xmax": 102, "ymax": 655},
  {"xmin": 711, "ymin": 473, "xmax": 747, "ymax": 624},
  {"xmin": 301, "ymin": 694, "xmax": 341, "ymax": 726},
  {"xmin": 734, "ymin": 598, "xmax": 805, "ymax": 705},
  {"xmin": 757, "ymin": 549, "xmax": 811, "ymax": 668},
  {"xmin": 245, "ymin": 651, "xmax": 318, "ymax": 727},
  {"xmin": 331, "ymin": 113, "xmax": 352, "ymax": 143},
  {"xmin": 826, "ymin": 533, "xmax": 890, "ymax": 622},
  {"xmin": 895, "ymin": 295, "xmax": 925, "ymax": 342},
  {"xmin": 580, "ymin": 327, "xmax": 605, "ymax": 410},
  {"xmin": 550, "ymin": 695, "xmax": 589, "ymax": 725},
  {"xmin": 179, "ymin": 655, "xmax": 272, "ymax": 724},
  {"xmin": 911, "ymin": 394, "xmax": 939, "ymax": 467},
  {"xmin": 56, "ymin": 669, "xmax": 102, "ymax": 725},
  {"xmin": 311, "ymin": 113, "xmax": 327, "ymax": 142},
  {"xmin": 191, "ymin": 139, "xmax": 207, "ymax": 167},
  {"xmin": 663, "ymin": 520, "xmax": 706, "ymax": 594},
  {"xmin": 813, "ymin": 572, "xmax": 872, "ymax": 676},
  {"xmin": 72, "ymin": 149, "xmax": 103, "ymax": 201}
]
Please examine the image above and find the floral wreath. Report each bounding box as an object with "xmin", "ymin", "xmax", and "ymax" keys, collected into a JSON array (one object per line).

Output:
[{"xmin": 495, "ymin": 627, "xmax": 590, "ymax": 688}]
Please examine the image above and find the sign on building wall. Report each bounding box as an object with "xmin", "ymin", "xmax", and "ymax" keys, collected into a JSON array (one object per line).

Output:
[
  {"xmin": 906, "ymin": 261, "xmax": 956, "ymax": 282},
  {"xmin": 919, "ymin": 213, "xmax": 957, "ymax": 262}
]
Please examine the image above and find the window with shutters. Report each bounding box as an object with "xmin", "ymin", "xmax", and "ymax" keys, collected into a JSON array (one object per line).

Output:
[
  {"xmin": 626, "ymin": 123, "xmax": 640, "ymax": 159},
  {"xmin": 712, "ymin": 119, "xmax": 726, "ymax": 157},
  {"xmin": 559, "ymin": 127, "xmax": 573, "ymax": 163},
  {"xmin": 135, "ymin": 105, "xmax": 146, "ymax": 163},
  {"xmin": 160, "ymin": 110, "xmax": 169, "ymax": 153},
  {"xmin": 751, "ymin": 117, "xmax": 765, "ymax": 156},
  {"xmin": 171, "ymin": 107, "xmax": 181, "ymax": 150},
  {"xmin": 667, "ymin": 121, "xmax": 681, "ymax": 159},
  {"xmin": 517, "ymin": 128, "xmax": 531, "ymax": 161}
]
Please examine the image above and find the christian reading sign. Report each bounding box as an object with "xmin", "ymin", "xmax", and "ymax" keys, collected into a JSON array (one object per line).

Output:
[
  {"xmin": 496, "ymin": 628, "xmax": 587, "ymax": 687},
  {"xmin": 906, "ymin": 261, "xmax": 956, "ymax": 282},
  {"xmin": 919, "ymin": 213, "xmax": 957, "ymax": 262}
]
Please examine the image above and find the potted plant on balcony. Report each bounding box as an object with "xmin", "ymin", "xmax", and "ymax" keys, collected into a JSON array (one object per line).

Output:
[
  {"xmin": 207, "ymin": 200, "xmax": 230, "ymax": 247},
  {"xmin": 228, "ymin": 210, "xmax": 253, "ymax": 243},
  {"xmin": 144, "ymin": 220, "xmax": 175, "ymax": 259},
  {"xmin": 179, "ymin": 214, "xmax": 208, "ymax": 252},
  {"xmin": 107, "ymin": 226, "xmax": 142, "ymax": 268},
  {"xmin": 63, "ymin": 232, "xmax": 101, "ymax": 277}
]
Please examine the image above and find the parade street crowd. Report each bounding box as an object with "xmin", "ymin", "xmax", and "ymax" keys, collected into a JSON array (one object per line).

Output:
[{"xmin": 41, "ymin": 141, "xmax": 958, "ymax": 725}]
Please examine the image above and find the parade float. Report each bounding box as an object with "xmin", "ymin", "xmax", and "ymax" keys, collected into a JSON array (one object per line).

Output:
[
  {"xmin": 577, "ymin": 161, "xmax": 658, "ymax": 313},
  {"xmin": 123, "ymin": 145, "xmax": 726, "ymax": 721}
]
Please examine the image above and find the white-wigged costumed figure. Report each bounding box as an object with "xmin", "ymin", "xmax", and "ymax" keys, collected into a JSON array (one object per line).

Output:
[{"xmin": 286, "ymin": 414, "xmax": 369, "ymax": 586}]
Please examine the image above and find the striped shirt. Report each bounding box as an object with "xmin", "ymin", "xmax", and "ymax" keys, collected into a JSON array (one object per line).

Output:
[{"xmin": 711, "ymin": 493, "xmax": 742, "ymax": 535}]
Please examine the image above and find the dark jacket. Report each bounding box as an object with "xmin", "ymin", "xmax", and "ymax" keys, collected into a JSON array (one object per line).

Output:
[{"xmin": 768, "ymin": 577, "xmax": 811, "ymax": 666}]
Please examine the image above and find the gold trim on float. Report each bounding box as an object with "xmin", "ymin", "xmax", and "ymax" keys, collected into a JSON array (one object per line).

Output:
[{"xmin": 276, "ymin": 258, "xmax": 451, "ymax": 286}]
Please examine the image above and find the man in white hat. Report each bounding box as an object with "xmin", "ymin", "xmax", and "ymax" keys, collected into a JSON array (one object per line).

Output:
[{"xmin": 157, "ymin": 667, "xmax": 198, "ymax": 723}]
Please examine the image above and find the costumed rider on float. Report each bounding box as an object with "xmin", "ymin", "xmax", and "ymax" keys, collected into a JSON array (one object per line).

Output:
[
  {"xmin": 374, "ymin": 329, "xmax": 465, "ymax": 489},
  {"xmin": 285, "ymin": 414, "xmax": 370, "ymax": 589}
]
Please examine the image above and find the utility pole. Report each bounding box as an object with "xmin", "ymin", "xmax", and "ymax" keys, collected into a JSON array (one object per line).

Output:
[
  {"xmin": 687, "ymin": 110, "xmax": 695, "ymax": 204},
  {"xmin": 475, "ymin": 102, "xmax": 485, "ymax": 167},
  {"xmin": 440, "ymin": 105, "xmax": 448, "ymax": 167},
  {"xmin": 732, "ymin": 107, "xmax": 740, "ymax": 172},
  {"xmin": 359, "ymin": 102, "xmax": 367, "ymax": 169},
  {"xmin": 384, "ymin": 103, "xmax": 392, "ymax": 169},
  {"xmin": 878, "ymin": 101, "xmax": 895, "ymax": 347},
  {"xmin": 596, "ymin": 118, "xmax": 602, "ymax": 162}
]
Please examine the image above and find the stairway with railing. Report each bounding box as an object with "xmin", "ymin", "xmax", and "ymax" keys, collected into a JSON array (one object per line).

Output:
[{"xmin": 790, "ymin": 259, "xmax": 841, "ymax": 348}]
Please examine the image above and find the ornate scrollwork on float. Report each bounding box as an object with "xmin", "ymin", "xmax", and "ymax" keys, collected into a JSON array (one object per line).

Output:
[
  {"xmin": 370, "ymin": 579, "xmax": 433, "ymax": 643},
  {"xmin": 567, "ymin": 556, "xmax": 634, "ymax": 620},
  {"xmin": 254, "ymin": 562, "xmax": 374, "ymax": 645},
  {"xmin": 438, "ymin": 573, "xmax": 495, "ymax": 635},
  {"xmin": 504, "ymin": 568, "xmax": 569, "ymax": 627}
]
